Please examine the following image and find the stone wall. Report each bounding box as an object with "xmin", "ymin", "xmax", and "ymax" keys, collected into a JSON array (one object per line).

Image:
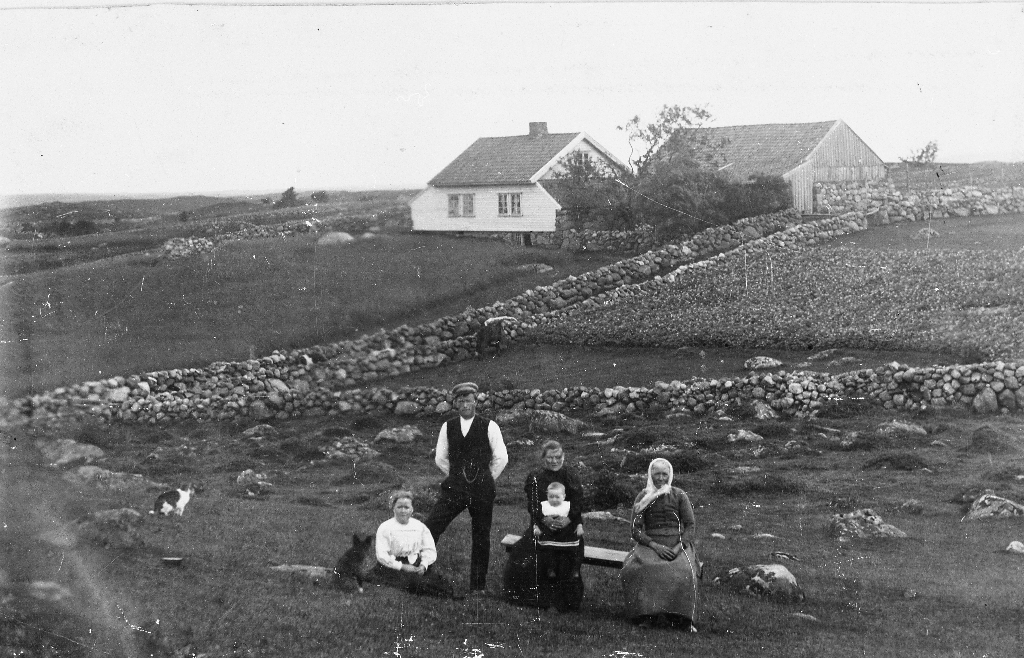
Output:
[
  {"xmin": 4, "ymin": 205, "xmax": 1020, "ymax": 427},
  {"xmin": 815, "ymin": 180, "xmax": 1024, "ymax": 222},
  {"xmin": 0, "ymin": 208, "xmax": 879, "ymax": 427}
]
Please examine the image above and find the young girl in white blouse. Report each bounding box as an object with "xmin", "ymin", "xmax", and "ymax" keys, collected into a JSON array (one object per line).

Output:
[{"xmin": 375, "ymin": 491, "xmax": 460, "ymax": 598}]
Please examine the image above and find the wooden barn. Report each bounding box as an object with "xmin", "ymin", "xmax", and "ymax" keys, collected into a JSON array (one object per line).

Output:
[{"xmin": 691, "ymin": 119, "xmax": 885, "ymax": 213}]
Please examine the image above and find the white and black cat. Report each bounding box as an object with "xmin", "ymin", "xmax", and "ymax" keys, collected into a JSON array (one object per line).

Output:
[{"xmin": 151, "ymin": 485, "xmax": 198, "ymax": 517}]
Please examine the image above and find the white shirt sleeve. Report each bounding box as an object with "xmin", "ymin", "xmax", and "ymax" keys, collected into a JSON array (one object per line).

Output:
[
  {"xmin": 417, "ymin": 520, "xmax": 437, "ymax": 568},
  {"xmin": 434, "ymin": 422, "xmax": 450, "ymax": 476},
  {"xmin": 488, "ymin": 420, "xmax": 508, "ymax": 480},
  {"xmin": 375, "ymin": 520, "xmax": 402, "ymax": 571}
]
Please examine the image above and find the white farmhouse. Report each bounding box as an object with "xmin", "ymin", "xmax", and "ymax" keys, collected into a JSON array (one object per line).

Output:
[{"xmin": 410, "ymin": 122, "xmax": 627, "ymax": 240}]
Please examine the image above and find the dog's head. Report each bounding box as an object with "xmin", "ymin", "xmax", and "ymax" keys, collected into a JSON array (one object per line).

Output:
[{"xmin": 350, "ymin": 533, "xmax": 373, "ymax": 551}]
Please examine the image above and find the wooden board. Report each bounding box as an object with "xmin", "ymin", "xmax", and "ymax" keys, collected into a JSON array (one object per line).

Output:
[{"xmin": 501, "ymin": 533, "xmax": 628, "ymax": 569}]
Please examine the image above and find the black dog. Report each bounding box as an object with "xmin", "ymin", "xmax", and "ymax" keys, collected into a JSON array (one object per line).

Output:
[{"xmin": 332, "ymin": 534, "xmax": 375, "ymax": 593}]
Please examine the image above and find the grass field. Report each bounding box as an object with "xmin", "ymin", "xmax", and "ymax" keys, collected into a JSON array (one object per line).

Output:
[
  {"xmin": 5, "ymin": 401, "xmax": 1023, "ymax": 657},
  {"xmin": 0, "ymin": 233, "xmax": 620, "ymax": 398},
  {"xmin": 3, "ymin": 207, "xmax": 1024, "ymax": 658}
]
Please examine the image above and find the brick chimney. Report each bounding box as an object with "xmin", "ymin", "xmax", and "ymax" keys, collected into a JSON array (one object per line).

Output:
[{"xmin": 528, "ymin": 122, "xmax": 548, "ymax": 137}]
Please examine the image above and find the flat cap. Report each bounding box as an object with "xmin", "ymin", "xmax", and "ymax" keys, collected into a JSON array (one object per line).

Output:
[{"xmin": 451, "ymin": 382, "xmax": 479, "ymax": 398}]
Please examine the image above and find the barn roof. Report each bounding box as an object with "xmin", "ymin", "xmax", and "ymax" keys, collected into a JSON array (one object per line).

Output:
[{"xmin": 686, "ymin": 120, "xmax": 840, "ymax": 181}]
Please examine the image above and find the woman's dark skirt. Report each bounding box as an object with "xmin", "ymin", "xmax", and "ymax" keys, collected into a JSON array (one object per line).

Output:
[{"xmin": 502, "ymin": 534, "xmax": 584, "ymax": 611}]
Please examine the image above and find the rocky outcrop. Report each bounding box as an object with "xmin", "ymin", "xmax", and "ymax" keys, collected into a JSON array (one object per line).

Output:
[
  {"xmin": 35, "ymin": 439, "xmax": 104, "ymax": 467},
  {"xmin": 712, "ymin": 564, "xmax": 806, "ymax": 603},
  {"xmin": 964, "ymin": 494, "xmax": 1024, "ymax": 520},
  {"xmin": 828, "ymin": 509, "xmax": 907, "ymax": 539}
]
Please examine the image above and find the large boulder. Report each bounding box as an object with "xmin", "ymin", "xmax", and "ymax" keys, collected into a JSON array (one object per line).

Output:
[
  {"xmin": 875, "ymin": 420, "xmax": 928, "ymax": 438},
  {"xmin": 964, "ymin": 494, "xmax": 1024, "ymax": 520},
  {"xmin": 249, "ymin": 400, "xmax": 274, "ymax": 421},
  {"xmin": 972, "ymin": 387, "xmax": 1000, "ymax": 414},
  {"xmin": 751, "ymin": 400, "xmax": 779, "ymax": 420},
  {"xmin": 963, "ymin": 425, "xmax": 1015, "ymax": 454},
  {"xmin": 63, "ymin": 466, "xmax": 167, "ymax": 493},
  {"xmin": 374, "ymin": 425, "xmax": 424, "ymax": 444},
  {"xmin": 393, "ymin": 401, "xmax": 421, "ymax": 416},
  {"xmin": 713, "ymin": 564, "xmax": 805, "ymax": 603},
  {"xmin": 317, "ymin": 231, "xmax": 354, "ymax": 245},
  {"xmin": 324, "ymin": 437, "xmax": 379, "ymax": 462},
  {"xmin": 75, "ymin": 508, "xmax": 145, "ymax": 549},
  {"xmin": 744, "ymin": 356, "xmax": 783, "ymax": 370},
  {"xmin": 827, "ymin": 508, "xmax": 907, "ymax": 539},
  {"xmin": 237, "ymin": 469, "xmax": 273, "ymax": 496},
  {"xmin": 35, "ymin": 439, "xmax": 104, "ymax": 467}
]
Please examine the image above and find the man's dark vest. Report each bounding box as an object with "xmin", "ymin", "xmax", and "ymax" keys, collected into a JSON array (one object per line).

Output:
[{"xmin": 445, "ymin": 416, "xmax": 491, "ymax": 481}]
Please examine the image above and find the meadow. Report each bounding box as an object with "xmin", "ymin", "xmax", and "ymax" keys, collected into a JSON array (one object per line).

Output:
[
  {"xmin": 0, "ymin": 234, "xmax": 620, "ymax": 398},
  {"xmin": 3, "ymin": 207, "xmax": 1024, "ymax": 658}
]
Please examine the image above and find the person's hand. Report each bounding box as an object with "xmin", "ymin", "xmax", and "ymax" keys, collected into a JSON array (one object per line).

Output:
[
  {"xmin": 650, "ymin": 542, "xmax": 677, "ymax": 561},
  {"xmin": 575, "ymin": 525, "xmax": 584, "ymax": 537},
  {"xmin": 533, "ymin": 524, "xmax": 542, "ymax": 537},
  {"xmin": 545, "ymin": 515, "xmax": 569, "ymax": 530}
]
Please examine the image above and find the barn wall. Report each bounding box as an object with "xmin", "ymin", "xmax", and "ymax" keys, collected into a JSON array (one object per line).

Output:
[
  {"xmin": 410, "ymin": 183, "xmax": 559, "ymax": 232},
  {"xmin": 783, "ymin": 163, "xmax": 815, "ymax": 212},
  {"xmin": 808, "ymin": 122, "xmax": 887, "ymax": 182}
]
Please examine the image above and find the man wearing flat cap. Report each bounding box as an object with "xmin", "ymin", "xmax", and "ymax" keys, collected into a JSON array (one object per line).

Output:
[{"xmin": 425, "ymin": 381, "xmax": 508, "ymax": 597}]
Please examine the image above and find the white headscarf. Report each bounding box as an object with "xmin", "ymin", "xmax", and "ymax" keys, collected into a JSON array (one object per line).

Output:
[{"xmin": 632, "ymin": 458, "xmax": 674, "ymax": 515}]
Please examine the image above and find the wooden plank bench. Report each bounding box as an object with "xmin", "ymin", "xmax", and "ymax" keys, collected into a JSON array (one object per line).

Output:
[{"xmin": 501, "ymin": 534, "xmax": 628, "ymax": 569}]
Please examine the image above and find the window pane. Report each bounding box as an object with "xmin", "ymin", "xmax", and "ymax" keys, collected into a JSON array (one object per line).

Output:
[
  {"xmin": 448, "ymin": 195, "xmax": 460, "ymax": 217},
  {"xmin": 462, "ymin": 194, "xmax": 474, "ymax": 216},
  {"xmin": 511, "ymin": 193, "xmax": 521, "ymax": 215},
  {"xmin": 498, "ymin": 193, "xmax": 507, "ymax": 215}
]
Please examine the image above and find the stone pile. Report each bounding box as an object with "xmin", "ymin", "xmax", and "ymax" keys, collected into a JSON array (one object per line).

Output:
[
  {"xmin": 163, "ymin": 237, "xmax": 215, "ymax": 259},
  {"xmin": 815, "ymin": 180, "xmax": 1024, "ymax": 221}
]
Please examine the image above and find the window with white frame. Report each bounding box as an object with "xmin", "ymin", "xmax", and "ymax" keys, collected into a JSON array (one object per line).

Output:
[
  {"xmin": 448, "ymin": 193, "xmax": 475, "ymax": 217},
  {"xmin": 498, "ymin": 193, "xmax": 522, "ymax": 216}
]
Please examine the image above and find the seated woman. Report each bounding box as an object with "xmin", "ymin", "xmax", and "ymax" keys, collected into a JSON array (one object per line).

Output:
[
  {"xmin": 375, "ymin": 490, "xmax": 459, "ymax": 598},
  {"xmin": 503, "ymin": 440, "xmax": 585, "ymax": 612},
  {"xmin": 620, "ymin": 458, "xmax": 700, "ymax": 630}
]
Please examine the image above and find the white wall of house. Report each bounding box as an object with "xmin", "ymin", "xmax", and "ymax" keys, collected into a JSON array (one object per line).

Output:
[
  {"xmin": 538, "ymin": 141, "xmax": 616, "ymax": 180},
  {"xmin": 410, "ymin": 183, "xmax": 561, "ymax": 232}
]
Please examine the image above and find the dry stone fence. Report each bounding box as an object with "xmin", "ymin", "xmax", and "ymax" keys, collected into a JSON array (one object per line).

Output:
[
  {"xmin": 3, "ymin": 207, "xmax": 1022, "ymax": 428},
  {"xmin": 815, "ymin": 180, "xmax": 1024, "ymax": 223}
]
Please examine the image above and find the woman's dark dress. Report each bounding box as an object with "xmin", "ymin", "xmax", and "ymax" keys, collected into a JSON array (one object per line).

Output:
[{"xmin": 503, "ymin": 467, "xmax": 585, "ymax": 611}]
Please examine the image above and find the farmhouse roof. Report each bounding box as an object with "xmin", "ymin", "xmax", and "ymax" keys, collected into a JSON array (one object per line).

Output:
[
  {"xmin": 686, "ymin": 120, "xmax": 840, "ymax": 181},
  {"xmin": 429, "ymin": 123, "xmax": 626, "ymax": 187}
]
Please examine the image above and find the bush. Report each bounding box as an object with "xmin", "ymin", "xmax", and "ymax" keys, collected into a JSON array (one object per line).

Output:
[{"xmin": 585, "ymin": 471, "xmax": 636, "ymax": 510}]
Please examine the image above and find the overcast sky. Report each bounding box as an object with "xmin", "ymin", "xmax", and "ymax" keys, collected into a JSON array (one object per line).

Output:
[{"xmin": 1, "ymin": 2, "xmax": 1021, "ymax": 197}]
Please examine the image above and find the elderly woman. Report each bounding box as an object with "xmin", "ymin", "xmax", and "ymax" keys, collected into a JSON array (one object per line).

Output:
[
  {"xmin": 503, "ymin": 440, "xmax": 586, "ymax": 611},
  {"xmin": 620, "ymin": 458, "xmax": 700, "ymax": 630}
]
